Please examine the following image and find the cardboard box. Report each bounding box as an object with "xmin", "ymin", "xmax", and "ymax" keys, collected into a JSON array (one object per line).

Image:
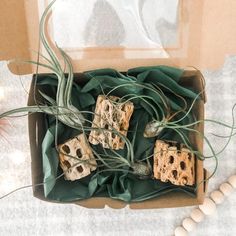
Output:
[
  {"xmin": 27, "ymin": 69, "xmax": 206, "ymax": 209},
  {"xmin": 1, "ymin": 0, "xmax": 236, "ymax": 208}
]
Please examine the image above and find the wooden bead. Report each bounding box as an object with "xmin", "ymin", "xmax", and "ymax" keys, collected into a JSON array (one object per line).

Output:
[
  {"xmin": 199, "ymin": 198, "xmax": 216, "ymax": 215},
  {"xmin": 228, "ymin": 175, "xmax": 236, "ymax": 188},
  {"xmin": 219, "ymin": 182, "xmax": 233, "ymax": 196},
  {"xmin": 174, "ymin": 226, "xmax": 188, "ymax": 236},
  {"xmin": 210, "ymin": 190, "xmax": 224, "ymax": 204},
  {"xmin": 190, "ymin": 208, "xmax": 204, "ymax": 222},
  {"xmin": 182, "ymin": 218, "xmax": 196, "ymax": 232}
]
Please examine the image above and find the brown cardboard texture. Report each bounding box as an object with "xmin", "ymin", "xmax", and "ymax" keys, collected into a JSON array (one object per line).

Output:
[
  {"xmin": 1, "ymin": 0, "xmax": 236, "ymax": 74},
  {"xmin": 28, "ymin": 69, "xmax": 207, "ymax": 209}
]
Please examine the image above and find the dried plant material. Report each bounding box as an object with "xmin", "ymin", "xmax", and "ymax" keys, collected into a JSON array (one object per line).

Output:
[
  {"xmin": 153, "ymin": 140, "xmax": 195, "ymax": 186},
  {"xmin": 58, "ymin": 134, "xmax": 97, "ymax": 181},
  {"xmin": 144, "ymin": 120, "xmax": 165, "ymax": 137},
  {"xmin": 89, "ymin": 95, "xmax": 134, "ymax": 150}
]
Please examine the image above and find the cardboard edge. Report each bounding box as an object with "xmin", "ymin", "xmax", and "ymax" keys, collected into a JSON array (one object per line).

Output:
[
  {"xmin": 75, "ymin": 170, "xmax": 209, "ymax": 209},
  {"xmin": 181, "ymin": 69, "xmax": 207, "ymax": 103},
  {"xmin": 28, "ymin": 75, "xmax": 46, "ymax": 198}
]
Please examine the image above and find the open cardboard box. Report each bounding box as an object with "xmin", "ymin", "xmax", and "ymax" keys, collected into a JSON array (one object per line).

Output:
[
  {"xmin": 28, "ymin": 69, "xmax": 207, "ymax": 209},
  {"xmin": 1, "ymin": 0, "xmax": 236, "ymax": 208}
]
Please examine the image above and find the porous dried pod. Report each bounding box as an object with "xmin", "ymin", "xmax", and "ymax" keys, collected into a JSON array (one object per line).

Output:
[
  {"xmin": 153, "ymin": 140, "xmax": 195, "ymax": 186},
  {"xmin": 89, "ymin": 95, "xmax": 134, "ymax": 150},
  {"xmin": 58, "ymin": 134, "xmax": 97, "ymax": 181}
]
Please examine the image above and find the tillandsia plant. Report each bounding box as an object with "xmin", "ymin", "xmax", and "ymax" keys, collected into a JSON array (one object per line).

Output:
[
  {"xmin": 83, "ymin": 74, "xmax": 236, "ymax": 183},
  {"xmin": 0, "ymin": 0, "xmax": 152, "ymax": 178},
  {"xmin": 0, "ymin": 0, "xmax": 236, "ymax": 201}
]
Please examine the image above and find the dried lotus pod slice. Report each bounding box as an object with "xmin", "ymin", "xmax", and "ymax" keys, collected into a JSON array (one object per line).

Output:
[
  {"xmin": 153, "ymin": 140, "xmax": 195, "ymax": 186},
  {"xmin": 89, "ymin": 95, "xmax": 134, "ymax": 150},
  {"xmin": 58, "ymin": 134, "xmax": 97, "ymax": 181}
]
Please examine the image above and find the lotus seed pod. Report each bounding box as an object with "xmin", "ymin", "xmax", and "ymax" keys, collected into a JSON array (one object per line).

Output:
[
  {"xmin": 174, "ymin": 226, "xmax": 188, "ymax": 236},
  {"xmin": 190, "ymin": 208, "xmax": 204, "ymax": 222},
  {"xmin": 182, "ymin": 218, "xmax": 196, "ymax": 232},
  {"xmin": 219, "ymin": 182, "xmax": 233, "ymax": 196},
  {"xmin": 210, "ymin": 190, "xmax": 224, "ymax": 204},
  {"xmin": 228, "ymin": 175, "xmax": 236, "ymax": 188},
  {"xmin": 199, "ymin": 198, "xmax": 216, "ymax": 215}
]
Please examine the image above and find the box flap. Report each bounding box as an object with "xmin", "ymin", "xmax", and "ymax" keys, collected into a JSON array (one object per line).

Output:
[
  {"xmin": 0, "ymin": 0, "xmax": 32, "ymax": 74},
  {"xmin": 1, "ymin": 0, "xmax": 236, "ymax": 75}
]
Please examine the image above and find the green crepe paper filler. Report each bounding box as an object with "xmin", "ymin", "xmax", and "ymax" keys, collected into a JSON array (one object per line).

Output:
[{"xmin": 38, "ymin": 66, "xmax": 198, "ymax": 202}]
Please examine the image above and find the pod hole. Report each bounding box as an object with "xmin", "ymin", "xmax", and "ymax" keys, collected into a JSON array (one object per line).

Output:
[
  {"xmin": 62, "ymin": 145, "xmax": 70, "ymax": 154},
  {"xmin": 172, "ymin": 170, "xmax": 178, "ymax": 179},
  {"xmin": 169, "ymin": 156, "xmax": 174, "ymax": 164},
  {"xmin": 76, "ymin": 149, "xmax": 82, "ymax": 158},
  {"xmin": 76, "ymin": 166, "xmax": 84, "ymax": 173},
  {"xmin": 180, "ymin": 161, "xmax": 186, "ymax": 170}
]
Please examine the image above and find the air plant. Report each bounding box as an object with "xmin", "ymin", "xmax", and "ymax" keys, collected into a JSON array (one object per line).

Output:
[
  {"xmin": 0, "ymin": 0, "xmax": 153, "ymax": 178},
  {"xmin": 82, "ymin": 75, "xmax": 236, "ymax": 184}
]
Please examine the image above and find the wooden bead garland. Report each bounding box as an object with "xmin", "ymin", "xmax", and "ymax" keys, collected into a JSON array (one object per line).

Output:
[
  {"xmin": 190, "ymin": 208, "xmax": 204, "ymax": 223},
  {"xmin": 182, "ymin": 218, "xmax": 196, "ymax": 232},
  {"xmin": 199, "ymin": 198, "xmax": 216, "ymax": 215},
  {"xmin": 174, "ymin": 174, "xmax": 236, "ymax": 236},
  {"xmin": 219, "ymin": 183, "xmax": 234, "ymax": 196},
  {"xmin": 174, "ymin": 226, "xmax": 188, "ymax": 236},
  {"xmin": 210, "ymin": 190, "xmax": 224, "ymax": 204},
  {"xmin": 228, "ymin": 175, "xmax": 236, "ymax": 188}
]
